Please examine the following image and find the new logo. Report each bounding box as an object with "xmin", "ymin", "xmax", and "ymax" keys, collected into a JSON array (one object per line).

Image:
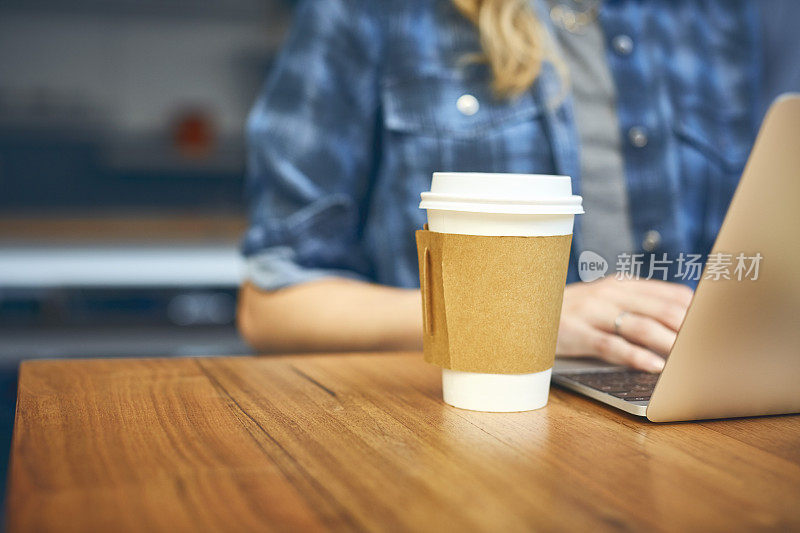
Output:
[{"xmin": 578, "ymin": 250, "xmax": 608, "ymax": 282}]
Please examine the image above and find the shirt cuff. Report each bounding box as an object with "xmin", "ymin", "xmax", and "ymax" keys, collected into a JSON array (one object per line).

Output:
[{"xmin": 245, "ymin": 246, "xmax": 368, "ymax": 291}]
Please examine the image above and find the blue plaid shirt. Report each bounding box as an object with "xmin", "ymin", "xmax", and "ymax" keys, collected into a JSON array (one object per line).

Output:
[{"xmin": 243, "ymin": 0, "xmax": 761, "ymax": 289}]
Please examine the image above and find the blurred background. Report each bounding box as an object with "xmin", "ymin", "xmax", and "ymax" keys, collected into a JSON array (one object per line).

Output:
[{"xmin": 0, "ymin": 0, "xmax": 294, "ymax": 503}]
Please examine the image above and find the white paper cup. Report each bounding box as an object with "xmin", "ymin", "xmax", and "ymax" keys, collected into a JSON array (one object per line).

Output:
[{"xmin": 419, "ymin": 172, "xmax": 583, "ymax": 412}]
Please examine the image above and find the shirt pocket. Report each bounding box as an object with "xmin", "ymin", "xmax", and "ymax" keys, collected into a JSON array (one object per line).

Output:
[
  {"xmin": 672, "ymin": 110, "xmax": 751, "ymax": 251},
  {"xmin": 381, "ymin": 74, "xmax": 543, "ymax": 139},
  {"xmin": 673, "ymin": 115, "xmax": 750, "ymax": 175}
]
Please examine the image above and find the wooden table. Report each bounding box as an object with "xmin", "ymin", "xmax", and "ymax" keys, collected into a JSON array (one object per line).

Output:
[{"xmin": 7, "ymin": 353, "xmax": 800, "ymax": 532}]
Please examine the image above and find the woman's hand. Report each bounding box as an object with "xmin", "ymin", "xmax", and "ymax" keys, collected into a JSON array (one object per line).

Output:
[{"xmin": 556, "ymin": 277, "xmax": 694, "ymax": 372}]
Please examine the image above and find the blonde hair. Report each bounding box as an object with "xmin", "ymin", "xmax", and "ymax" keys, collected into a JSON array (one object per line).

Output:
[{"xmin": 452, "ymin": 0, "xmax": 567, "ymax": 98}]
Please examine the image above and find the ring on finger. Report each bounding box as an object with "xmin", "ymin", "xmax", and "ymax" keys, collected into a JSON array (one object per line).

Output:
[{"xmin": 614, "ymin": 311, "xmax": 629, "ymax": 336}]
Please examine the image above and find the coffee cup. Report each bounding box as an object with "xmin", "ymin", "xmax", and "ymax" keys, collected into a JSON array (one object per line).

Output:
[{"xmin": 416, "ymin": 172, "xmax": 583, "ymax": 412}]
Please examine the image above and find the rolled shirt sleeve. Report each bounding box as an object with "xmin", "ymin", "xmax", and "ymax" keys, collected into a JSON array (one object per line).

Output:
[{"xmin": 242, "ymin": 0, "xmax": 380, "ymax": 290}]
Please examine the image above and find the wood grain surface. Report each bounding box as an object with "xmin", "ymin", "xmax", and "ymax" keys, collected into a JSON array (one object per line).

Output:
[{"xmin": 7, "ymin": 353, "xmax": 800, "ymax": 532}]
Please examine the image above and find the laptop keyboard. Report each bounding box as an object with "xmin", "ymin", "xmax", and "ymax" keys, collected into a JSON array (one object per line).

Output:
[{"xmin": 566, "ymin": 371, "xmax": 659, "ymax": 402}]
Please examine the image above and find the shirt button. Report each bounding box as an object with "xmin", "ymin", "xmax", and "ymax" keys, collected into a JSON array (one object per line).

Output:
[
  {"xmin": 612, "ymin": 34, "xmax": 634, "ymax": 55},
  {"xmin": 628, "ymin": 126, "xmax": 648, "ymax": 148},
  {"xmin": 642, "ymin": 230, "xmax": 662, "ymax": 252},
  {"xmin": 456, "ymin": 94, "xmax": 480, "ymax": 116}
]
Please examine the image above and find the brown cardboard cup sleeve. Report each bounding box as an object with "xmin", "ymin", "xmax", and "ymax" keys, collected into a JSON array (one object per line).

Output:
[{"xmin": 416, "ymin": 229, "xmax": 572, "ymax": 374}]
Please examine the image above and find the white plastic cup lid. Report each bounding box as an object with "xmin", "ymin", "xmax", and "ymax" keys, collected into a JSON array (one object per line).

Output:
[{"xmin": 419, "ymin": 172, "xmax": 584, "ymax": 215}]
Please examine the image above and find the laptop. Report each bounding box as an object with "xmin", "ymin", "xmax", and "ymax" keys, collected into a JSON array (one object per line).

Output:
[{"xmin": 552, "ymin": 94, "xmax": 800, "ymax": 422}]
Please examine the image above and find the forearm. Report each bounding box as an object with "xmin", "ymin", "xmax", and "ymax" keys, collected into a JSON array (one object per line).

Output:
[{"xmin": 237, "ymin": 278, "xmax": 422, "ymax": 353}]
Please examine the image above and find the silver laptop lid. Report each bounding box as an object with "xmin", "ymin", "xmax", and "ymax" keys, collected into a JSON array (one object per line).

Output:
[{"xmin": 646, "ymin": 95, "xmax": 800, "ymax": 422}]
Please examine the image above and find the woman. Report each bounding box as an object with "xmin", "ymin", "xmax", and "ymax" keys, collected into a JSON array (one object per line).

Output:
[{"xmin": 238, "ymin": 0, "xmax": 759, "ymax": 371}]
